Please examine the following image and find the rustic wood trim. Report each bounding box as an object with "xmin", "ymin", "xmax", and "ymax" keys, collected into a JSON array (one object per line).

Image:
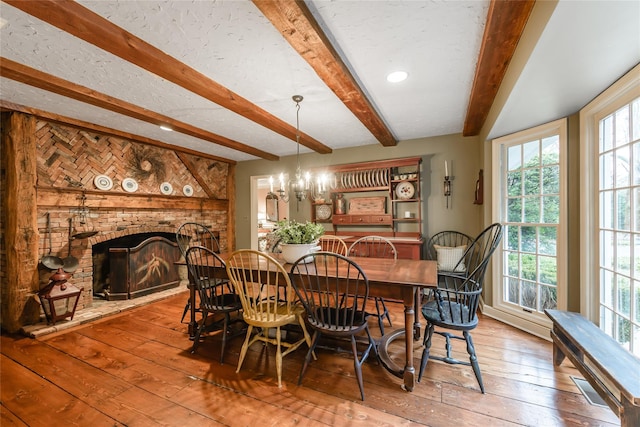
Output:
[
  {"xmin": 311, "ymin": 156, "xmax": 422, "ymax": 173},
  {"xmin": 0, "ymin": 100, "xmax": 236, "ymax": 165},
  {"xmin": 226, "ymin": 164, "xmax": 237, "ymax": 252},
  {"xmin": 254, "ymin": 0, "xmax": 397, "ymax": 147},
  {"xmin": 4, "ymin": 0, "xmax": 332, "ymax": 155},
  {"xmin": 36, "ymin": 187, "xmax": 228, "ymax": 211},
  {"xmin": 1, "ymin": 112, "xmax": 41, "ymax": 331},
  {"xmin": 175, "ymin": 152, "xmax": 216, "ymax": 199},
  {"xmin": 463, "ymin": 0, "xmax": 536, "ymax": 136},
  {"xmin": 0, "ymin": 58, "xmax": 277, "ymax": 161}
]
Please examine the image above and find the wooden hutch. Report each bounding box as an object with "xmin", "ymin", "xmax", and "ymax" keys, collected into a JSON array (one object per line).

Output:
[{"xmin": 310, "ymin": 157, "xmax": 424, "ymax": 259}]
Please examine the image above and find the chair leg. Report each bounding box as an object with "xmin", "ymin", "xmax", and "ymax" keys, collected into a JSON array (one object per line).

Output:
[
  {"xmin": 351, "ymin": 335, "xmax": 366, "ymax": 401},
  {"xmin": 275, "ymin": 327, "xmax": 283, "ymax": 388},
  {"xmin": 190, "ymin": 308, "xmax": 208, "ymax": 354},
  {"xmin": 464, "ymin": 331, "xmax": 485, "ymax": 393},
  {"xmin": 298, "ymin": 332, "xmax": 320, "ymax": 386},
  {"xmin": 236, "ymin": 325, "xmax": 254, "ymax": 373},
  {"xmin": 374, "ymin": 297, "xmax": 392, "ymax": 335},
  {"xmin": 181, "ymin": 298, "xmax": 190, "ymax": 323},
  {"xmin": 418, "ymin": 323, "xmax": 435, "ymax": 382},
  {"xmin": 219, "ymin": 313, "xmax": 230, "ymax": 364}
]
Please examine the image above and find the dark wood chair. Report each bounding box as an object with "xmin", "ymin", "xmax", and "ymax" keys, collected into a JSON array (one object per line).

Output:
[
  {"xmin": 184, "ymin": 246, "xmax": 243, "ymax": 363},
  {"xmin": 176, "ymin": 222, "xmax": 221, "ymax": 323},
  {"xmin": 290, "ymin": 252, "xmax": 378, "ymax": 401},
  {"xmin": 418, "ymin": 223, "xmax": 503, "ymax": 393},
  {"xmin": 348, "ymin": 235, "xmax": 396, "ymax": 335}
]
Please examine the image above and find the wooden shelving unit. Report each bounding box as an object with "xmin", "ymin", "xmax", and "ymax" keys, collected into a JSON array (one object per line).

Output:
[{"xmin": 310, "ymin": 157, "xmax": 423, "ymax": 259}]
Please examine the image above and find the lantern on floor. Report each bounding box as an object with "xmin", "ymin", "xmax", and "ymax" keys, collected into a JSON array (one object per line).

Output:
[{"xmin": 38, "ymin": 268, "xmax": 83, "ymax": 324}]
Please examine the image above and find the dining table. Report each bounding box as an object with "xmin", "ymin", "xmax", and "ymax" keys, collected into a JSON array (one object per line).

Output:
[{"xmin": 180, "ymin": 252, "xmax": 437, "ymax": 392}]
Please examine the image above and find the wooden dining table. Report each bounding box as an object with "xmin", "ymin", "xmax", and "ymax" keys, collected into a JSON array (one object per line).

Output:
[{"xmin": 181, "ymin": 252, "xmax": 437, "ymax": 392}]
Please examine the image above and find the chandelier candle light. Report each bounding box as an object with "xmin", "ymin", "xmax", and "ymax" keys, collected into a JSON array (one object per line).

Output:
[{"xmin": 270, "ymin": 95, "xmax": 329, "ymax": 204}]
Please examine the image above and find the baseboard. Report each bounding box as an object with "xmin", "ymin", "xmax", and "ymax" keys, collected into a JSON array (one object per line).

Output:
[{"xmin": 482, "ymin": 305, "xmax": 552, "ymax": 341}]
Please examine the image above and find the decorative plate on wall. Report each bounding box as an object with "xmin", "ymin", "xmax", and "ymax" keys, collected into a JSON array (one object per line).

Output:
[
  {"xmin": 183, "ymin": 185, "xmax": 194, "ymax": 197},
  {"xmin": 160, "ymin": 182, "xmax": 173, "ymax": 195},
  {"xmin": 395, "ymin": 181, "xmax": 415, "ymax": 199},
  {"xmin": 94, "ymin": 175, "xmax": 113, "ymax": 191},
  {"xmin": 315, "ymin": 204, "xmax": 332, "ymax": 220},
  {"xmin": 122, "ymin": 178, "xmax": 138, "ymax": 193}
]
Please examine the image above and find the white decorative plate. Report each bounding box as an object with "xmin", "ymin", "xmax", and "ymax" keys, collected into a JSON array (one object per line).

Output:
[
  {"xmin": 316, "ymin": 204, "xmax": 332, "ymax": 220},
  {"xmin": 94, "ymin": 175, "xmax": 113, "ymax": 191},
  {"xmin": 160, "ymin": 182, "xmax": 173, "ymax": 195},
  {"xmin": 395, "ymin": 181, "xmax": 415, "ymax": 199},
  {"xmin": 183, "ymin": 184, "xmax": 193, "ymax": 197},
  {"xmin": 122, "ymin": 178, "xmax": 138, "ymax": 193}
]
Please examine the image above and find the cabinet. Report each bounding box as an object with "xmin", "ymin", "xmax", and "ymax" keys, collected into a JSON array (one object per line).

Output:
[{"xmin": 310, "ymin": 157, "xmax": 424, "ymax": 259}]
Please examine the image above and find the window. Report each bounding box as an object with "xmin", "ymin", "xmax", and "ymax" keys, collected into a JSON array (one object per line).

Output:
[
  {"xmin": 491, "ymin": 119, "xmax": 567, "ymax": 332},
  {"xmin": 581, "ymin": 66, "xmax": 640, "ymax": 356}
]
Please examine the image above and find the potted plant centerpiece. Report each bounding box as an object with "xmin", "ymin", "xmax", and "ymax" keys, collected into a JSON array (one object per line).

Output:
[{"xmin": 274, "ymin": 220, "xmax": 325, "ymax": 263}]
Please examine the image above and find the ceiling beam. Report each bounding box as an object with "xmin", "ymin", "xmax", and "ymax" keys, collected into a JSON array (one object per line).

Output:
[
  {"xmin": 0, "ymin": 99, "xmax": 236, "ymax": 165},
  {"xmin": 254, "ymin": 0, "xmax": 397, "ymax": 147},
  {"xmin": 463, "ymin": 0, "xmax": 536, "ymax": 137},
  {"xmin": 0, "ymin": 58, "xmax": 278, "ymax": 161},
  {"xmin": 4, "ymin": 0, "xmax": 332, "ymax": 155}
]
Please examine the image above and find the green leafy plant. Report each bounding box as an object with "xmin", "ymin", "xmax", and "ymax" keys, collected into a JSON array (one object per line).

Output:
[{"xmin": 274, "ymin": 220, "xmax": 324, "ymax": 244}]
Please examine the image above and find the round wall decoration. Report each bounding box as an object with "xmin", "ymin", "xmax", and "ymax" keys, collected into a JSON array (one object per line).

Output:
[
  {"xmin": 315, "ymin": 204, "xmax": 332, "ymax": 220},
  {"xmin": 183, "ymin": 184, "xmax": 194, "ymax": 197},
  {"xmin": 160, "ymin": 182, "xmax": 173, "ymax": 195},
  {"xmin": 94, "ymin": 175, "xmax": 113, "ymax": 191},
  {"xmin": 122, "ymin": 178, "xmax": 138, "ymax": 193},
  {"xmin": 395, "ymin": 181, "xmax": 415, "ymax": 199}
]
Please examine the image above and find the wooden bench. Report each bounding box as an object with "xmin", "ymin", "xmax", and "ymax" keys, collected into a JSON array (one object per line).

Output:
[{"xmin": 545, "ymin": 309, "xmax": 640, "ymax": 427}]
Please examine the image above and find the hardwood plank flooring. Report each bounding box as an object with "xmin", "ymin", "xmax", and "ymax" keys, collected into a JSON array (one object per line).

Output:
[{"xmin": 1, "ymin": 292, "xmax": 620, "ymax": 426}]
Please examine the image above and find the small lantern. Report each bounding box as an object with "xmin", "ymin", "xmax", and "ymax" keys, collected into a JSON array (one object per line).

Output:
[{"xmin": 38, "ymin": 268, "xmax": 83, "ymax": 324}]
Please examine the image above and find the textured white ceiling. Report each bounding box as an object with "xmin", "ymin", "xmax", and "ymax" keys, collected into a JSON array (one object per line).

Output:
[{"xmin": 0, "ymin": 0, "xmax": 638, "ymax": 162}]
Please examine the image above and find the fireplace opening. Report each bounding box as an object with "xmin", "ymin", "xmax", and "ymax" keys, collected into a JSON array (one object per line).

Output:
[{"xmin": 92, "ymin": 232, "xmax": 181, "ymax": 300}]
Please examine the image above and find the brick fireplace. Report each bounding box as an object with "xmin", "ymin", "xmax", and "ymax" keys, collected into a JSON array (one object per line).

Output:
[{"xmin": 1, "ymin": 112, "xmax": 236, "ymax": 332}]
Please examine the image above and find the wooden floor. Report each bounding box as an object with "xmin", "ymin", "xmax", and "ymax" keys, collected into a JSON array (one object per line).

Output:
[{"xmin": 1, "ymin": 292, "xmax": 619, "ymax": 426}]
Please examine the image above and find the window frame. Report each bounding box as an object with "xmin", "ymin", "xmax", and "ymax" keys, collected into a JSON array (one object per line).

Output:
[{"xmin": 490, "ymin": 118, "xmax": 568, "ymax": 333}]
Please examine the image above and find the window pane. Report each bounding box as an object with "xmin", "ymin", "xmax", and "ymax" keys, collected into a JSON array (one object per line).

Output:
[
  {"xmin": 507, "ymin": 226, "xmax": 519, "ymax": 251},
  {"xmin": 601, "ymin": 269, "xmax": 614, "ymax": 307},
  {"xmin": 539, "ymin": 256, "xmax": 557, "ymax": 286},
  {"xmin": 601, "ymin": 151, "xmax": 614, "ymax": 189},
  {"xmin": 508, "ymin": 145, "xmax": 522, "ymax": 170},
  {"xmin": 521, "ymin": 226, "xmax": 536, "ymax": 252},
  {"xmin": 540, "ymin": 284, "xmax": 557, "ymax": 310},
  {"xmin": 542, "ymin": 196, "xmax": 560, "ymax": 224},
  {"xmin": 507, "ymin": 170, "xmax": 522, "ymax": 196},
  {"xmin": 617, "ymin": 316, "xmax": 631, "ymax": 350},
  {"xmin": 542, "ymin": 165, "xmax": 559, "ymax": 194},
  {"xmin": 600, "ymin": 190, "xmax": 614, "ymax": 229},
  {"xmin": 542, "ymin": 136, "xmax": 560, "ymax": 164},
  {"xmin": 521, "ymin": 254, "xmax": 536, "ymax": 281},
  {"xmin": 521, "ymin": 281, "xmax": 536, "ymax": 309},
  {"xmin": 506, "ymin": 277, "xmax": 519, "ymax": 304},
  {"xmin": 601, "ymin": 115, "xmax": 614, "ymax": 152},
  {"xmin": 523, "ymin": 140, "xmax": 539, "ymax": 167},
  {"xmin": 617, "ymin": 232, "xmax": 631, "ymax": 275},
  {"xmin": 617, "ymin": 189, "xmax": 631, "ymax": 230},
  {"xmin": 508, "ymin": 198, "xmax": 522, "ymax": 222},
  {"xmin": 634, "ymin": 280, "xmax": 640, "ymax": 323},
  {"xmin": 634, "ymin": 141, "xmax": 640, "ymax": 186},
  {"xmin": 601, "ymin": 230, "xmax": 615, "ymax": 269},
  {"xmin": 615, "ymin": 104, "xmax": 630, "ymax": 147},
  {"xmin": 616, "ymin": 146, "xmax": 630, "ymax": 187},
  {"xmin": 635, "ymin": 235, "xmax": 640, "ymax": 278},
  {"xmin": 524, "ymin": 197, "xmax": 540, "ymax": 223},
  {"xmin": 508, "ymin": 252, "xmax": 519, "ymax": 276},
  {"xmin": 618, "ymin": 275, "xmax": 630, "ymax": 317},
  {"xmin": 601, "ymin": 306, "xmax": 614, "ymax": 337},
  {"xmin": 539, "ymin": 226, "xmax": 557, "ymax": 256},
  {"xmin": 524, "ymin": 168, "xmax": 539, "ymax": 195}
]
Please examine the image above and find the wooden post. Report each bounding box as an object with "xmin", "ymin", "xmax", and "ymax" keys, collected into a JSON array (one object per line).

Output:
[
  {"xmin": 1, "ymin": 112, "xmax": 41, "ymax": 331},
  {"xmin": 227, "ymin": 163, "xmax": 236, "ymax": 252}
]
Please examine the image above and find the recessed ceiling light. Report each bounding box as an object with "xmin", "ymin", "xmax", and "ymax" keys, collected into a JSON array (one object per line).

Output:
[
  {"xmin": 159, "ymin": 125, "xmax": 173, "ymax": 131},
  {"xmin": 386, "ymin": 71, "xmax": 408, "ymax": 83}
]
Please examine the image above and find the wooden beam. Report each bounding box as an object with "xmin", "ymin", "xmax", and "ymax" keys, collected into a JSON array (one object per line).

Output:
[
  {"xmin": 0, "ymin": 58, "xmax": 278, "ymax": 161},
  {"xmin": 1, "ymin": 112, "xmax": 41, "ymax": 331},
  {"xmin": 254, "ymin": 0, "xmax": 397, "ymax": 147},
  {"xmin": 175, "ymin": 152, "xmax": 216, "ymax": 199},
  {"xmin": 36, "ymin": 187, "xmax": 228, "ymax": 211},
  {"xmin": 4, "ymin": 0, "xmax": 332, "ymax": 154},
  {"xmin": 463, "ymin": 0, "xmax": 536, "ymax": 136},
  {"xmin": 0, "ymin": 100, "xmax": 237, "ymax": 165}
]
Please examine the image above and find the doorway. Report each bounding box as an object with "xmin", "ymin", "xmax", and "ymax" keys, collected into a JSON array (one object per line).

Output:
[{"xmin": 250, "ymin": 175, "xmax": 288, "ymax": 250}]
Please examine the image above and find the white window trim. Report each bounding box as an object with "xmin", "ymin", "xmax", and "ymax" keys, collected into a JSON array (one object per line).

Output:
[
  {"xmin": 486, "ymin": 118, "xmax": 568, "ymax": 340},
  {"xmin": 579, "ymin": 64, "xmax": 640, "ymax": 322}
]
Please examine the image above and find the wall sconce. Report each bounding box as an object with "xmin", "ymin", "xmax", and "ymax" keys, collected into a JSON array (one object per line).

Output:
[
  {"xmin": 38, "ymin": 268, "xmax": 83, "ymax": 324},
  {"xmin": 444, "ymin": 160, "xmax": 451, "ymax": 208}
]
